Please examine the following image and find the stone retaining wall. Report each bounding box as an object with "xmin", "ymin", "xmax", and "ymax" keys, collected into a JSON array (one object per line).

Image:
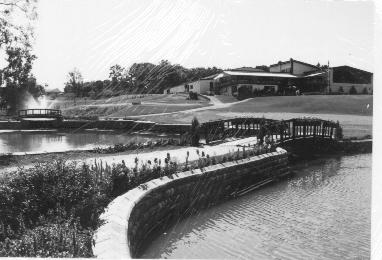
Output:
[{"xmin": 93, "ymin": 147, "xmax": 289, "ymax": 259}]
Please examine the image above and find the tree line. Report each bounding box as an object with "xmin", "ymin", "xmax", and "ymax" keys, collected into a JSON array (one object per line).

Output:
[{"xmin": 64, "ymin": 60, "xmax": 222, "ymax": 98}]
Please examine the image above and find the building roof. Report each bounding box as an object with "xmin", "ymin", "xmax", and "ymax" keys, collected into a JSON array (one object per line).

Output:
[
  {"xmin": 46, "ymin": 88, "xmax": 62, "ymax": 93},
  {"xmin": 230, "ymin": 67, "xmax": 265, "ymax": 72},
  {"xmin": 303, "ymin": 72, "xmax": 327, "ymax": 78},
  {"xmin": 269, "ymin": 59, "xmax": 320, "ymax": 70},
  {"xmin": 200, "ymin": 73, "xmax": 221, "ymax": 80},
  {"xmin": 220, "ymin": 70, "xmax": 297, "ymax": 78},
  {"xmin": 331, "ymin": 65, "xmax": 373, "ymax": 75}
]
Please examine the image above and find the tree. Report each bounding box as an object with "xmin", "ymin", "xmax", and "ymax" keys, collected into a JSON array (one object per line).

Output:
[
  {"xmin": 349, "ymin": 86, "xmax": 357, "ymax": 95},
  {"xmin": 0, "ymin": 0, "xmax": 38, "ymax": 113},
  {"xmin": 64, "ymin": 68, "xmax": 83, "ymax": 97},
  {"xmin": 190, "ymin": 117, "xmax": 200, "ymax": 146},
  {"xmin": 109, "ymin": 64, "xmax": 125, "ymax": 83},
  {"xmin": 0, "ymin": 0, "xmax": 37, "ymax": 50}
]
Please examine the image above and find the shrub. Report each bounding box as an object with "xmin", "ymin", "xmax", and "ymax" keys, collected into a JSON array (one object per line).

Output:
[
  {"xmin": 338, "ymin": 86, "xmax": 344, "ymax": 94},
  {"xmin": 190, "ymin": 117, "xmax": 200, "ymax": 146},
  {"xmin": 336, "ymin": 121, "xmax": 343, "ymax": 139},
  {"xmin": 0, "ymin": 154, "xmax": 15, "ymax": 166},
  {"xmin": 362, "ymin": 87, "xmax": 368, "ymax": 94},
  {"xmin": 0, "ymin": 141, "xmax": 274, "ymax": 257},
  {"xmin": 188, "ymin": 91, "xmax": 198, "ymax": 100},
  {"xmin": 349, "ymin": 86, "xmax": 357, "ymax": 95}
]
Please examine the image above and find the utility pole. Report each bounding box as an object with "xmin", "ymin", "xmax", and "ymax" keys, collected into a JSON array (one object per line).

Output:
[{"xmin": 327, "ymin": 60, "xmax": 330, "ymax": 94}]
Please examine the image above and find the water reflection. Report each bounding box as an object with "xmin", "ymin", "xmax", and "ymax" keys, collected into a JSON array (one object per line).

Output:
[{"xmin": 142, "ymin": 154, "xmax": 371, "ymax": 260}]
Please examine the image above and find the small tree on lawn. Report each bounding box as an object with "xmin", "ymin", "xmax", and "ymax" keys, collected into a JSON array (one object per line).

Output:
[
  {"xmin": 336, "ymin": 121, "xmax": 343, "ymax": 140},
  {"xmin": 338, "ymin": 86, "xmax": 344, "ymax": 94},
  {"xmin": 349, "ymin": 86, "xmax": 357, "ymax": 95},
  {"xmin": 362, "ymin": 87, "xmax": 368, "ymax": 94},
  {"xmin": 190, "ymin": 117, "xmax": 200, "ymax": 146}
]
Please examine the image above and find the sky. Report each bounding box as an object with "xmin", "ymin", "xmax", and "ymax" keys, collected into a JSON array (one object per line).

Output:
[{"xmin": 31, "ymin": 0, "xmax": 375, "ymax": 90}]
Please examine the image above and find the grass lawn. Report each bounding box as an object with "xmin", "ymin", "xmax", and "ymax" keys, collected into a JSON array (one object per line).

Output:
[
  {"xmin": 138, "ymin": 95, "xmax": 373, "ymax": 139},
  {"xmin": 220, "ymin": 95, "xmax": 372, "ymax": 116},
  {"xmin": 54, "ymin": 94, "xmax": 211, "ymax": 118}
]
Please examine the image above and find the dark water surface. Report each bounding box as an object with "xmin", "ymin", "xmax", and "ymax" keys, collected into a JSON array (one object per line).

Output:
[
  {"xmin": 142, "ymin": 154, "xmax": 371, "ymax": 260},
  {"xmin": 0, "ymin": 130, "xmax": 174, "ymax": 154}
]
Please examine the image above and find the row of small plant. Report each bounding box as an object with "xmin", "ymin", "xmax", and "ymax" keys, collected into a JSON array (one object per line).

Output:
[
  {"xmin": 90, "ymin": 138, "xmax": 189, "ymax": 154},
  {"xmin": 0, "ymin": 143, "xmax": 275, "ymax": 257},
  {"xmin": 0, "ymin": 154, "xmax": 16, "ymax": 166}
]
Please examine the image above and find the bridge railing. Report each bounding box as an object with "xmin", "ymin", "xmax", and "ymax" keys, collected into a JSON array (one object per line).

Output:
[
  {"xmin": 201, "ymin": 117, "xmax": 341, "ymax": 144},
  {"xmin": 18, "ymin": 109, "xmax": 62, "ymax": 118}
]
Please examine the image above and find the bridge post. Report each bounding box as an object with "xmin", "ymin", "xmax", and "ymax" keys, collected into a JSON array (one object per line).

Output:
[
  {"xmin": 321, "ymin": 122, "xmax": 325, "ymax": 138},
  {"xmin": 292, "ymin": 120, "xmax": 295, "ymax": 140},
  {"xmin": 279, "ymin": 121, "xmax": 284, "ymax": 144},
  {"xmin": 313, "ymin": 124, "xmax": 316, "ymax": 138},
  {"xmin": 303, "ymin": 123, "xmax": 306, "ymax": 138}
]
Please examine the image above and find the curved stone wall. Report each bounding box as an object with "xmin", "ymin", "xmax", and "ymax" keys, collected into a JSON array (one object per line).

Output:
[{"xmin": 93, "ymin": 147, "xmax": 289, "ymax": 259}]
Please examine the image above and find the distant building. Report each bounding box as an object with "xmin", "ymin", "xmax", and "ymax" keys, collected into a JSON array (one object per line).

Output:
[
  {"xmin": 46, "ymin": 88, "xmax": 62, "ymax": 98},
  {"xmin": 213, "ymin": 71, "xmax": 297, "ymax": 97},
  {"xmin": 329, "ymin": 66, "xmax": 373, "ymax": 94},
  {"xmin": 164, "ymin": 58, "xmax": 373, "ymax": 97},
  {"xmin": 269, "ymin": 58, "xmax": 320, "ymax": 76},
  {"xmin": 163, "ymin": 75, "xmax": 216, "ymax": 95},
  {"xmin": 163, "ymin": 84, "xmax": 185, "ymax": 94}
]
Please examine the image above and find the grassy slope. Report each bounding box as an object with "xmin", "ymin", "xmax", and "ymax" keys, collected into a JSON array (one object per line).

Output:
[
  {"xmin": 53, "ymin": 94, "xmax": 210, "ymax": 118},
  {"xmin": 223, "ymin": 95, "xmax": 372, "ymax": 116}
]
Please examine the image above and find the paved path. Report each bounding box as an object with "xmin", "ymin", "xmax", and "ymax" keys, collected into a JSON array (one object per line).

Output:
[
  {"xmin": 126, "ymin": 96, "xmax": 252, "ymax": 118},
  {"xmin": 85, "ymin": 136, "xmax": 259, "ymax": 168}
]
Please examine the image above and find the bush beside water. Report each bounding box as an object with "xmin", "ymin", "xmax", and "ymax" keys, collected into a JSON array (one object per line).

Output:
[
  {"xmin": 91, "ymin": 138, "xmax": 187, "ymax": 154},
  {"xmin": 0, "ymin": 143, "xmax": 275, "ymax": 257}
]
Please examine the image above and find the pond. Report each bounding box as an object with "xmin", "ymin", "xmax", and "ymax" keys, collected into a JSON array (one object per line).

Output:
[
  {"xmin": 0, "ymin": 129, "xmax": 176, "ymax": 154},
  {"xmin": 142, "ymin": 154, "xmax": 371, "ymax": 260}
]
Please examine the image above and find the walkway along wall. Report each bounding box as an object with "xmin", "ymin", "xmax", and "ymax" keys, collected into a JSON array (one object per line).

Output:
[{"xmin": 93, "ymin": 147, "xmax": 289, "ymax": 258}]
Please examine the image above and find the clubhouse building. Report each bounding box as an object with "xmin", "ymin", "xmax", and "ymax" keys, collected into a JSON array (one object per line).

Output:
[{"xmin": 164, "ymin": 59, "xmax": 373, "ymax": 97}]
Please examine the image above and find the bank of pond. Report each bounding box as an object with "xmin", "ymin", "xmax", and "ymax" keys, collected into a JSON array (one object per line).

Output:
[{"xmin": 0, "ymin": 136, "xmax": 371, "ymax": 257}]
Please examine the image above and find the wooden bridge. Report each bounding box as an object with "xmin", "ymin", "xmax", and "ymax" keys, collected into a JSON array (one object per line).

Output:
[
  {"xmin": 201, "ymin": 117, "xmax": 342, "ymax": 144},
  {"xmin": 18, "ymin": 109, "xmax": 63, "ymax": 120}
]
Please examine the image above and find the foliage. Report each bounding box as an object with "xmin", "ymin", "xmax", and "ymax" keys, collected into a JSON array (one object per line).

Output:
[
  {"xmin": 109, "ymin": 64, "xmax": 125, "ymax": 83},
  {"xmin": 64, "ymin": 68, "xmax": 83, "ymax": 97},
  {"xmin": 188, "ymin": 91, "xmax": 198, "ymax": 100},
  {"xmin": 63, "ymin": 60, "xmax": 222, "ymax": 98},
  {"xmin": 0, "ymin": 142, "xmax": 274, "ymax": 257},
  {"xmin": 0, "ymin": 153, "xmax": 16, "ymax": 166},
  {"xmin": 338, "ymin": 86, "xmax": 344, "ymax": 94},
  {"xmin": 0, "ymin": 0, "xmax": 40, "ymax": 113},
  {"xmin": 336, "ymin": 120, "xmax": 343, "ymax": 139},
  {"xmin": 91, "ymin": 138, "xmax": 185, "ymax": 154},
  {"xmin": 362, "ymin": 87, "xmax": 368, "ymax": 94},
  {"xmin": 349, "ymin": 86, "xmax": 357, "ymax": 95},
  {"xmin": 190, "ymin": 117, "xmax": 200, "ymax": 146}
]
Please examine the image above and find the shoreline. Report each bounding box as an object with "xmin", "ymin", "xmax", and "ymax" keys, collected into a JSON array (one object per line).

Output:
[{"xmin": 1, "ymin": 137, "xmax": 372, "ymax": 175}]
